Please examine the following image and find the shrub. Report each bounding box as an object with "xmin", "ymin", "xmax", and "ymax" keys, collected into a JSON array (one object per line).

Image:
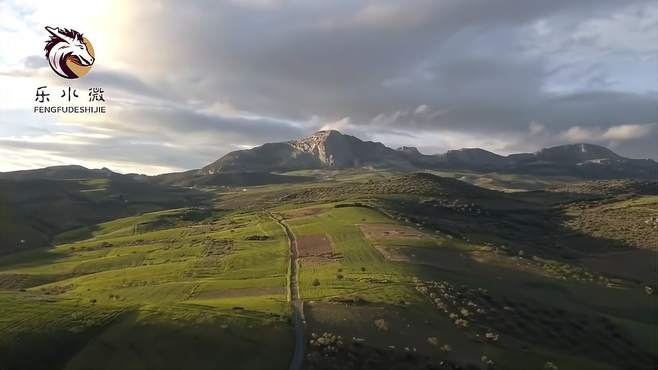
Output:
[
  {"xmin": 374, "ymin": 318, "xmax": 389, "ymax": 331},
  {"xmin": 544, "ymin": 362, "xmax": 559, "ymax": 370},
  {"xmin": 312, "ymin": 278, "xmax": 321, "ymax": 286}
]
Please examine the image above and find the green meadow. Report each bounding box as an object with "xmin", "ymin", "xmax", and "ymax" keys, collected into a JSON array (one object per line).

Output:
[{"xmin": 0, "ymin": 171, "xmax": 656, "ymax": 370}]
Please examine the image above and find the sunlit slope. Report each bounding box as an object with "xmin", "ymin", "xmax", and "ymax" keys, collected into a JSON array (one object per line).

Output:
[{"xmin": 0, "ymin": 208, "xmax": 291, "ymax": 370}]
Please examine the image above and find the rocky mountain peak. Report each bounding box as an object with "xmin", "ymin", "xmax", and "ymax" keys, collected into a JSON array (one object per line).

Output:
[
  {"xmin": 290, "ymin": 130, "xmax": 345, "ymax": 165},
  {"xmin": 196, "ymin": 131, "xmax": 656, "ymax": 180}
]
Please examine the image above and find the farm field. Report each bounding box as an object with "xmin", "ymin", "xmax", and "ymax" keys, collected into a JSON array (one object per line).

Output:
[
  {"xmin": 0, "ymin": 170, "xmax": 656, "ymax": 370},
  {"xmin": 275, "ymin": 202, "xmax": 657, "ymax": 370}
]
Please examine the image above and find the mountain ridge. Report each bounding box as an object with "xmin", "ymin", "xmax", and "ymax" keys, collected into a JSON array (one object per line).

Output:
[
  {"xmin": 1, "ymin": 130, "xmax": 655, "ymax": 183},
  {"xmin": 197, "ymin": 130, "xmax": 656, "ymax": 180}
]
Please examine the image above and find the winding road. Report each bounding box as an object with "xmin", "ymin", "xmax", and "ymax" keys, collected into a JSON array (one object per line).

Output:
[{"xmin": 267, "ymin": 211, "xmax": 304, "ymax": 370}]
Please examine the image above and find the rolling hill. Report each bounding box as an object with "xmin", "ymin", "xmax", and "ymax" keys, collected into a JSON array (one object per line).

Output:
[{"xmin": 0, "ymin": 166, "xmax": 208, "ymax": 254}]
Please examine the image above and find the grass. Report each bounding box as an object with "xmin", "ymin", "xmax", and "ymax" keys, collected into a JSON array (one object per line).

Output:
[
  {"xmin": 278, "ymin": 196, "xmax": 656, "ymax": 370},
  {"xmin": 0, "ymin": 208, "xmax": 291, "ymax": 370},
  {"xmin": 563, "ymin": 195, "xmax": 658, "ymax": 249},
  {"xmin": 283, "ymin": 206, "xmax": 420, "ymax": 303},
  {"xmin": 1, "ymin": 171, "xmax": 656, "ymax": 370}
]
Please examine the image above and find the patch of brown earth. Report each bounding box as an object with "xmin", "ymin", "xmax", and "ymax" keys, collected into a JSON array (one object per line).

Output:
[{"xmin": 298, "ymin": 234, "xmax": 341, "ymax": 264}]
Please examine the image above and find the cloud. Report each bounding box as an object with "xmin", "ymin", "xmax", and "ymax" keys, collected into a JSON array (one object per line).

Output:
[
  {"xmin": 560, "ymin": 123, "xmax": 656, "ymax": 143},
  {"xmin": 320, "ymin": 117, "xmax": 351, "ymax": 131},
  {"xmin": 0, "ymin": 0, "xmax": 657, "ymax": 175},
  {"xmin": 529, "ymin": 121, "xmax": 545, "ymax": 135},
  {"xmin": 602, "ymin": 123, "xmax": 656, "ymax": 141}
]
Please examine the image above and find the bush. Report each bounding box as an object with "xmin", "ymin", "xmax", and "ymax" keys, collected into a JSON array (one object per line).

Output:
[
  {"xmin": 312, "ymin": 278, "xmax": 321, "ymax": 286},
  {"xmin": 544, "ymin": 362, "xmax": 559, "ymax": 370},
  {"xmin": 374, "ymin": 318, "xmax": 389, "ymax": 331},
  {"xmin": 336, "ymin": 274, "xmax": 344, "ymax": 280}
]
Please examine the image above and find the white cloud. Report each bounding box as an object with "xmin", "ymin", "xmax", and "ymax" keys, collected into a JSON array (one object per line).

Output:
[
  {"xmin": 320, "ymin": 117, "xmax": 351, "ymax": 131},
  {"xmin": 601, "ymin": 123, "xmax": 655, "ymax": 141},
  {"xmin": 414, "ymin": 104, "xmax": 429, "ymax": 114},
  {"xmin": 561, "ymin": 126, "xmax": 598, "ymax": 142},
  {"xmin": 561, "ymin": 123, "xmax": 655, "ymax": 143}
]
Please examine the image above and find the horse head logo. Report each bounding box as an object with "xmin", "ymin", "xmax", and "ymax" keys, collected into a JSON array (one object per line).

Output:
[{"xmin": 44, "ymin": 26, "xmax": 95, "ymax": 79}]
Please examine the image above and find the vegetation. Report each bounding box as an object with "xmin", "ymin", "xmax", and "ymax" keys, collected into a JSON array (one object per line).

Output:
[{"xmin": 0, "ymin": 169, "xmax": 656, "ymax": 369}]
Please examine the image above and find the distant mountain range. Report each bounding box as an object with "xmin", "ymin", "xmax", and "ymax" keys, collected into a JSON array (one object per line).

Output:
[
  {"xmin": 1, "ymin": 130, "xmax": 656, "ymax": 186},
  {"xmin": 191, "ymin": 130, "xmax": 657, "ymax": 181}
]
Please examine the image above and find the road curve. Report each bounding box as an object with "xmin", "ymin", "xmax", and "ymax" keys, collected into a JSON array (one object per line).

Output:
[{"xmin": 267, "ymin": 211, "xmax": 304, "ymax": 370}]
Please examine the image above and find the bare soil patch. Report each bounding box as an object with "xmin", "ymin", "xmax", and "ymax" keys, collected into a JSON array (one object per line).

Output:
[{"xmin": 297, "ymin": 234, "xmax": 341, "ymax": 264}]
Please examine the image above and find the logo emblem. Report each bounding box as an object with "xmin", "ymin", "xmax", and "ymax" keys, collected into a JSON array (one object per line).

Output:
[{"xmin": 44, "ymin": 26, "xmax": 95, "ymax": 79}]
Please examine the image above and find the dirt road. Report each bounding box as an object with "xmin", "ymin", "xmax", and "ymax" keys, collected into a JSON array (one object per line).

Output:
[{"xmin": 267, "ymin": 212, "xmax": 304, "ymax": 370}]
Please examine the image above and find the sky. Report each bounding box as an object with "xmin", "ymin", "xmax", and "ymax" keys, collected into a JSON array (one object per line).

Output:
[{"xmin": 0, "ymin": 0, "xmax": 657, "ymax": 175}]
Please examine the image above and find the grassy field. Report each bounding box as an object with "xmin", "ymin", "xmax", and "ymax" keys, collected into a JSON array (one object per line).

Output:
[
  {"xmin": 0, "ymin": 171, "xmax": 656, "ymax": 370},
  {"xmin": 275, "ymin": 202, "xmax": 656, "ymax": 370},
  {"xmin": 0, "ymin": 208, "xmax": 292, "ymax": 370}
]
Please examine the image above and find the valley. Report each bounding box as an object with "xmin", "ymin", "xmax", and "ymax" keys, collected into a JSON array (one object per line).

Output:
[{"xmin": 0, "ymin": 131, "xmax": 656, "ymax": 370}]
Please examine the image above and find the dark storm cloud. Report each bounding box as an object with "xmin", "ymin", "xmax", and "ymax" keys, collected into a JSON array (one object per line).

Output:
[
  {"xmin": 2, "ymin": 0, "xmax": 656, "ymax": 174},
  {"xmin": 107, "ymin": 0, "xmax": 656, "ymax": 159}
]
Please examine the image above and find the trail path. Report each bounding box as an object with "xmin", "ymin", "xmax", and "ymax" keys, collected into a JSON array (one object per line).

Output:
[{"xmin": 267, "ymin": 212, "xmax": 304, "ymax": 370}]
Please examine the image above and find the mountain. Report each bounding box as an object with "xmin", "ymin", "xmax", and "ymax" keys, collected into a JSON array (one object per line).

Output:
[
  {"xmin": 0, "ymin": 165, "xmax": 117, "ymax": 181},
  {"xmin": 196, "ymin": 130, "xmax": 657, "ymax": 180},
  {"xmin": 201, "ymin": 130, "xmax": 412, "ymax": 174},
  {"xmin": 507, "ymin": 143, "xmax": 657, "ymax": 178},
  {"xmin": 5, "ymin": 132, "xmax": 653, "ymax": 196},
  {"xmin": 436, "ymin": 148, "xmax": 508, "ymax": 167}
]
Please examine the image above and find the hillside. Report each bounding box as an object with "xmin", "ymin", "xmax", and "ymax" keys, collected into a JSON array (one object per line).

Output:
[
  {"xmin": 0, "ymin": 164, "xmax": 656, "ymax": 370},
  {"xmin": 153, "ymin": 170, "xmax": 314, "ymax": 187},
  {"xmin": 0, "ymin": 167, "xmax": 208, "ymax": 254}
]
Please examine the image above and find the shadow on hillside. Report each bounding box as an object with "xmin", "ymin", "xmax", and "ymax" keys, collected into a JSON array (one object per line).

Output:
[
  {"xmin": 0, "ymin": 247, "xmax": 72, "ymax": 271},
  {"xmin": 377, "ymin": 190, "xmax": 657, "ymax": 283},
  {"xmin": 0, "ymin": 308, "xmax": 292, "ymax": 370}
]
